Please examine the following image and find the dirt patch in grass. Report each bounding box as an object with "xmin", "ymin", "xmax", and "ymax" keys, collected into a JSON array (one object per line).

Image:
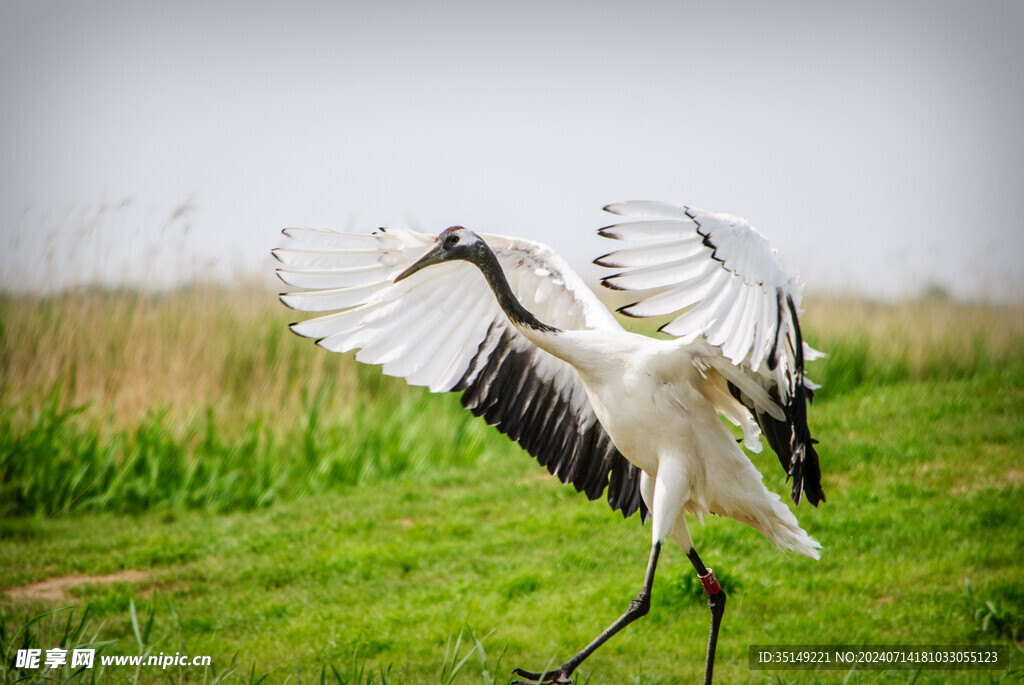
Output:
[
  {"xmin": 3, "ymin": 569, "xmax": 150, "ymax": 603},
  {"xmin": 951, "ymin": 468, "xmax": 1024, "ymax": 495}
]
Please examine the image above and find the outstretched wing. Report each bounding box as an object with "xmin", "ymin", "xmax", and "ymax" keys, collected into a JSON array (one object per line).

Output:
[
  {"xmin": 596, "ymin": 201, "xmax": 825, "ymax": 506},
  {"xmin": 274, "ymin": 226, "xmax": 646, "ymax": 518}
]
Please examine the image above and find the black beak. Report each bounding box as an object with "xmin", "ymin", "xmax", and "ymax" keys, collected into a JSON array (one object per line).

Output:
[{"xmin": 394, "ymin": 241, "xmax": 446, "ymax": 282}]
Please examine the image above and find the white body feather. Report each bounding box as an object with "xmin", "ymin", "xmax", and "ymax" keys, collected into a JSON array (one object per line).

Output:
[{"xmin": 527, "ymin": 327, "xmax": 820, "ymax": 559}]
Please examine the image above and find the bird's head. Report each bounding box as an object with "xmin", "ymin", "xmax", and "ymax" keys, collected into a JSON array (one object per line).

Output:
[{"xmin": 395, "ymin": 226, "xmax": 488, "ymax": 282}]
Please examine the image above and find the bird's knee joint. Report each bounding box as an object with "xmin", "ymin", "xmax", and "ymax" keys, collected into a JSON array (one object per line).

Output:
[
  {"xmin": 629, "ymin": 593, "xmax": 651, "ymax": 616},
  {"xmin": 707, "ymin": 589, "xmax": 726, "ymax": 613}
]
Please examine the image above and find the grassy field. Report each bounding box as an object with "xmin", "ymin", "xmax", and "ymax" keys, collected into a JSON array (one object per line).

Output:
[{"xmin": 1, "ymin": 287, "xmax": 1023, "ymax": 684}]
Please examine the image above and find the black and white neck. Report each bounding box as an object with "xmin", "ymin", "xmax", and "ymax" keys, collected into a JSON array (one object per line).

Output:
[
  {"xmin": 396, "ymin": 226, "xmax": 562, "ymax": 337},
  {"xmin": 470, "ymin": 241, "xmax": 560, "ymax": 335}
]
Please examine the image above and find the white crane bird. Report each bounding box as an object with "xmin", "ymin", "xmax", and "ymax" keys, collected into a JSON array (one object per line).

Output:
[{"xmin": 274, "ymin": 201, "xmax": 824, "ymax": 685}]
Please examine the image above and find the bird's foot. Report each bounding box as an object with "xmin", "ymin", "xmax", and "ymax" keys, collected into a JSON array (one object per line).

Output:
[{"xmin": 511, "ymin": 666, "xmax": 574, "ymax": 684}]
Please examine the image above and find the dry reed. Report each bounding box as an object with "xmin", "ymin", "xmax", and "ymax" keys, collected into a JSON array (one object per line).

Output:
[{"xmin": 3, "ymin": 287, "xmax": 1022, "ymax": 430}]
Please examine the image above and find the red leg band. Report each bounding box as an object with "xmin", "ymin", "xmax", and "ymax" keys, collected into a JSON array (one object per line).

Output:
[{"xmin": 699, "ymin": 568, "xmax": 721, "ymax": 595}]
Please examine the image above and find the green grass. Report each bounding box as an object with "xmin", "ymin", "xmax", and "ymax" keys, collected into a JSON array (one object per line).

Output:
[
  {"xmin": 2, "ymin": 290, "xmax": 1024, "ymax": 683},
  {"xmin": 0, "ymin": 383, "xmax": 491, "ymax": 518}
]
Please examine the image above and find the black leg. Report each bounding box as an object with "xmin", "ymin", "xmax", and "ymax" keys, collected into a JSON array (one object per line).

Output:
[
  {"xmin": 686, "ymin": 548, "xmax": 727, "ymax": 685},
  {"xmin": 511, "ymin": 542, "xmax": 663, "ymax": 685}
]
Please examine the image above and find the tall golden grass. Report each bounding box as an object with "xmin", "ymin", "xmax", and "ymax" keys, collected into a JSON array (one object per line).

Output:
[
  {"xmin": 803, "ymin": 295, "xmax": 1024, "ymax": 377},
  {"xmin": 3, "ymin": 285, "xmax": 1022, "ymax": 429},
  {"xmin": 0, "ymin": 285, "xmax": 366, "ymax": 429}
]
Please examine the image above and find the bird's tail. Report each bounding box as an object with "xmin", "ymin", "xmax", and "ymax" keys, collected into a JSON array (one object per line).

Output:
[
  {"xmin": 750, "ymin": 492, "xmax": 822, "ymax": 560},
  {"xmin": 705, "ymin": 456, "xmax": 822, "ymax": 560}
]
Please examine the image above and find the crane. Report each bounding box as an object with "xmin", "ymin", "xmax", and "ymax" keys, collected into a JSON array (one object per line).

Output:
[{"xmin": 273, "ymin": 201, "xmax": 824, "ymax": 685}]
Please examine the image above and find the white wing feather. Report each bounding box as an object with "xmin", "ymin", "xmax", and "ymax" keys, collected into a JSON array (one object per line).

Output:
[
  {"xmin": 597, "ymin": 201, "xmax": 825, "ymax": 505},
  {"xmin": 274, "ymin": 225, "xmax": 647, "ymax": 517},
  {"xmin": 598, "ymin": 202, "xmax": 819, "ymax": 391}
]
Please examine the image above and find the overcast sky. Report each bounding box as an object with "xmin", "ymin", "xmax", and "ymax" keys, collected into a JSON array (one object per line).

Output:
[{"xmin": 2, "ymin": 0, "xmax": 1022, "ymax": 300}]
